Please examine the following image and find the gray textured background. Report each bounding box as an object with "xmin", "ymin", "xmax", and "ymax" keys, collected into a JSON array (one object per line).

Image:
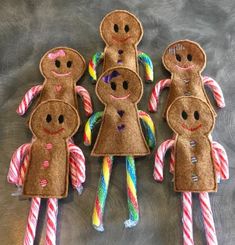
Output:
[{"xmin": 0, "ymin": 0, "xmax": 234, "ymax": 244}]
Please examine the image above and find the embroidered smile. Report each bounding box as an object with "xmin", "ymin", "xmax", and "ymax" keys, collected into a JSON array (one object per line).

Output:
[
  {"xmin": 112, "ymin": 35, "xmax": 131, "ymax": 43},
  {"xmin": 110, "ymin": 94, "xmax": 130, "ymax": 100},
  {"xmin": 176, "ymin": 64, "xmax": 194, "ymax": 70},
  {"xmin": 181, "ymin": 123, "xmax": 202, "ymax": 132},
  {"xmin": 52, "ymin": 71, "xmax": 71, "ymax": 77},
  {"xmin": 43, "ymin": 127, "xmax": 65, "ymax": 135}
]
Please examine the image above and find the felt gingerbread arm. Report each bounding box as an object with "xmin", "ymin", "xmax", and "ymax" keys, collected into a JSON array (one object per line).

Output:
[
  {"xmin": 203, "ymin": 76, "xmax": 226, "ymax": 108},
  {"xmin": 16, "ymin": 85, "xmax": 43, "ymax": 116},
  {"xmin": 84, "ymin": 111, "xmax": 103, "ymax": 146},
  {"xmin": 153, "ymin": 139, "xmax": 174, "ymax": 182},
  {"xmin": 138, "ymin": 51, "xmax": 154, "ymax": 83},
  {"xmin": 88, "ymin": 52, "xmax": 104, "ymax": 83},
  {"xmin": 148, "ymin": 79, "xmax": 172, "ymax": 112},
  {"xmin": 68, "ymin": 142, "xmax": 86, "ymax": 194},
  {"xmin": 212, "ymin": 141, "xmax": 229, "ymax": 181},
  {"xmin": 138, "ymin": 110, "xmax": 156, "ymax": 149},
  {"xmin": 75, "ymin": 86, "xmax": 93, "ymax": 117},
  {"xmin": 7, "ymin": 143, "xmax": 31, "ymax": 185}
]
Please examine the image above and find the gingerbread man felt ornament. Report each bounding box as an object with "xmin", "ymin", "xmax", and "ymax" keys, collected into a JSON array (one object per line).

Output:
[
  {"xmin": 17, "ymin": 47, "xmax": 93, "ymax": 117},
  {"xmin": 8, "ymin": 100, "xmax": 86, "ymax": 245},
  {"xmin": 89, "ymin": 10, "xmax": 154, "ymax": 83},
  {"xmin": 154, "ymin": 96, "xmax": 229, "ymax": 245},
  {"xmin": 84, "ymin": 67, "xmax": 156, "ymax": 231},
  {"xmin": 149, "ymin": 40, "xmax": 225, "ymax": 116}
]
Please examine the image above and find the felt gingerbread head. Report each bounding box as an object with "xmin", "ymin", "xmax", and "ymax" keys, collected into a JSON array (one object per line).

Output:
[{"xmin": 88, "ymin": 10, "xmax": 154, "ymax": 83}]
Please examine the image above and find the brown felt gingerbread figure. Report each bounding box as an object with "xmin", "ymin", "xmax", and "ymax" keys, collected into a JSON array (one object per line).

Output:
[
  {"xmin": 149, "ymin": 40, "xmax": 225, "ymax": 116},
  {"xmin": 8, "ymin": 99, "xmax": 86, "ymax": 244},
  {"xmin": 17, "ymin": 47, "xmax": 93, "ymax": 117},
  {"xmin": 89, "ymin": 10, "xmax": 153, "ymax": 83}
]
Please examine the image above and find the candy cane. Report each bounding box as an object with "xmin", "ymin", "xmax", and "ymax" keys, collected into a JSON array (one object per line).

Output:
[
  {"xmin": 138, "ymin": 51, "xmax": 154, "ymax": 83},
  {"xmin": 154, "ymin": 139, "xmax": 174, "ymax": 181},
  {"xmin": 203, "ymin": 76, "xmax": 225, "ymax": 108},
  {"xmin": 148, "ymin": 79, "xmax": 171, "ymax": 112},
  {"xmin": 182, "ymin": 192, "xmax": 194, "ymax": 245},
  {"xmin": 75, "ymin": 86, "xmax": 93, "ymax": 117},
  {"xmin": 16, "ymin": 85, "xmax": 43, "ymax": 116},
  {"xmin": 92, "ymin": 156, "xmax": 113, "ymax": 231},
  {"xmin": 19, "ymin": 152, "xmax": 30, "ymax": 186},
  {"xmin": 88, "ymin": 52, "xmax": 104, "ymax": 82},
  {"xmin": 199, "ymin": 193, "xmax": 218, "ymax": 245},
  {"xmin": 69, "ymin": 142, "xmax": 86, "ymax": 189},
  {"xmin": 124, "ymin": 156, "xmax": 139, "ymax": 228},
  {"xmin": 8, "ymin": 143, "xmax": 30, "ymax": 185},
  {"xmin": 46, "ymin": 198, "xmax": 58, "ymax": 245},
  {"xmin": 24, "ymin": 197, "xmax": 41, "ymax": 245}
]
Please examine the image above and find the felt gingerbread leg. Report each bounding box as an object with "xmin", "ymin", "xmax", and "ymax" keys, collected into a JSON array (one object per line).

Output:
[
  {"xmin": 24, "ymin": 197, "xmax": 41, "ymax": 245},
  {"xmin": 92, "ymin": 156, "xmax": 113, "ymax": 232},
  {"xmin": 199, "ymin": 193, "xmax": 218, "ymax": 245},
  {"xmin": 182, "ymin": 192, "xmax": 194, "ymax": 245},
  {"xmin": 124, "ymin": 156, "xmax": 139, "ymax": 228}
]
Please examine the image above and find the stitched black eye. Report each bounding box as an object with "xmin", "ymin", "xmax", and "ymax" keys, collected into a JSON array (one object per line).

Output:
[
  {"xmin": 67, "ymin": 61, "xmax": 72, "ymax": 68},
  {"xmin": 124, "ymin": 25, "xmax": 129, "ymax": 32},
  {"xmin": 111, "ymin": 82, "xmax": 116, "ymax": 90},
  {"xmin": 114, "ymin": 24, "xmax": 119, "ymax": 32},
  {"xmin": 187, "ymin": 54, "xmax": 192, "ymax": 61},
  {"xmin": 58, "ymin": 115, "xmax": 64, "ymax": 124},
  {"xmin": 46, "ymin": 114, "xmax": 52, "ymax": 123},
  {"xmin": 194, "ymin": 111, "xmax": 200, "ymax": 120},
  {"xmin": 176, "ymin": 54, "xmax": 181, "ymax": 62},
  {"xmin": 181, "ymin": 111, "xmax": 188, "ymax": 120},
  {"xmin": 123, "ymin": 80, "xmax": 128, "ymax": 90},
  {"xmin": 55, "ymin": 60, "xmax": 60, "ymax": 68}
]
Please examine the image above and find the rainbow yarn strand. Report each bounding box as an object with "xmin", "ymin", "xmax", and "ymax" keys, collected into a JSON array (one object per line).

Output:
[
  {"xmin": 138, "ymin": 51, "xmax": 154, "ymax": 82},
  {"xmin": 88, "ymin": 52, "xmax": 104, "ymax": 82},
  {"xmin": 125, "ymin": 156, "xmax": 139, "ymax": 228},
  {"xmin": 92, "ymin": 156, "xmax": 113, "ymax": 232},
  {"xmin": 84, "ymin": 111, "xmax": 103, "ymax": 146},
  {"xmin": 138, "ymin": 110, "xmax": 156, "ymax": 149}
]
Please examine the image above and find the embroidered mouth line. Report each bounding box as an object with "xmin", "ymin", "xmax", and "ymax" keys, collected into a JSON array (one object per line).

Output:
[
  {"xmin": 181, "ymin": 123, "xmax": 202, "ymax": 132},
  {"xmin": 110, "ymin": 94, "xmax": 130, "ymax": 100},
  {"xmin": 52, "ymin": 71, "xmax": 71, "ymax": 77},
  {"xmin": 176, "ymin": 64, "xmax": 194, "ymax": 70},
  {"xmin": 43, "ymin": 127, "xmax": 65, "ymax": 135},
  {"xmin": 112, "ymin": 35, "xmax": 131, "ymax": 43}
]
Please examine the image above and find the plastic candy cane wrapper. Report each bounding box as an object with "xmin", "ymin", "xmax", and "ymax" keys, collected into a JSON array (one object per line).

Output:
[
  {"xmin": 8, "ymin": 100, "xmax": 86, "ymax": 245},
  {"xmin": 153, "ymin": 96, "xmax": 229, "ymax": 245}
]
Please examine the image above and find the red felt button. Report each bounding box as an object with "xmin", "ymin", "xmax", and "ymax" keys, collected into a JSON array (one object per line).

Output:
[
  {"xmin": 42, "ymin": 160, "xmax": 49, "ymax": 168},
  {"xmin": 45, "ymin": 143, "xmax": 53, "ymax": 150},
  {"xmin": 40, "ymin": 179, "xmax": 48, "ymax": 187}
]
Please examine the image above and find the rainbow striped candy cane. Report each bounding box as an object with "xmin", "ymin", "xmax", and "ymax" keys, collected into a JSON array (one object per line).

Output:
[
  {"xmin": 138, "ymin": 51, "xmax": 154, "ymax": 83},
  {"xmin": 138, "ymin": 110, "xmax": 156, "ymax": 149},
  {"xmin": 88, "ymin": 52, "xmax": 104, "ymax": 83},
  {"xmin": 92, "ymin": 156, "xmax": 113, "ymax": 232},
  {"xmin": 125, "ymin": 156, "xmax": 139, "ymax": 228}
]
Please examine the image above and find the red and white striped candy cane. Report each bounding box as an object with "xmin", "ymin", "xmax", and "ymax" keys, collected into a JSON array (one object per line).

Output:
[
  {"xmin": 69, "ymin": 142, "xmax": 86, "ymax": 188},
  {"xmin": 153, "ymin": 139, "xmax": 174, "ymax": 181},
  {"xmin": 212, "ymin": 145, "xmax": 222, "ymax": 182},
  {"xmin": 203, "ymin": 76, "xmax": 225, "ymax": 108},
  {"xmin": 24, "ymin": 197, "xmax": 41, "ymax": 245},
  {"xmin": 199, "ymin": 193, "xmax": 218, "ymax": 245},
  {"xmin": 16, "ymin": 85, "xmax": 43, "ymax": 116},
  {"xmin": 148, "ymin": 79, "xmax": 171, "ymax": 112},
  {"xmin": 182, "ymin": 192, "xmax": 194, "ymax": 245},
  {"xmin": 76, "ymin": 85, "xmax": 93, "ymax": 117},
  {"xmin": 46, "ymin": 198, "xmax": 58, "ymax": 245},
  {"xmin": 19, "ymin": 152, "xmax": 30, "ymax": 186},
  {"xmin": 212, "ymin": 141, "xmax": 229, "ymax": 180},
  {"xmin": 7, "ymin": 143, "xmax": 30, "ymax": 185}
]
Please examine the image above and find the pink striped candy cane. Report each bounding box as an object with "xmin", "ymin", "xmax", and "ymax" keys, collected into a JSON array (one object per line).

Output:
[
  {"xmin": 212, "ymin": 146, "xmax": 222, "ymax": 182},
  {"xmin": 19, "ymin": 152, "xmax": 30, "ymax": 186},
  {"xmin": 46, "ymin": 198, "xmax": 58, "ymax": 245},
  {"xmin": 24, "ymin": 197, "xmax": 41, "ymax": 245},
  {"xmin": 199, "ymin": 193, "xmax": 218, "ymax": 245},
  {"xmin": 16, "ymin": 85, "xmax": 43, "ymax": 116},
  {"xmin": 212, "ymin": 141, "xmax": 229, "ymax": 180},
  {"xmin": 7, "ymin": 143, "xmax": 30, "ymax": 185},
  {"xmin": 182, "ymin": 192, "xmax": 194, "ymax": 245},
  {"xmin": 203, "ymin": 76, "xmax": 225, "ymax": 108},
  {"xmin": 153, "ymin": 139, "xmax": 174, "ymax": 181},
  {"xmin": 148, "ymin": 79, "xmax": 171, "ymax": 112},
  {"xmin": 76, "ymin": 85, "xmax": 93, "ymax": 117}
]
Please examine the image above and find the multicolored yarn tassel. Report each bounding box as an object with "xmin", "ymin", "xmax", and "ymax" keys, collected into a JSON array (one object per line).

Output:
[
  {"xmin": 138, "ymin": 51, "xmax": 154, "ymax": 83},
  {"xmin": 92, "ymin": 156, "xmax": 113, "ymax": 231},
  {"xmin": 88, "ymin": 52, "xmax": 104, "ymax": 82},
  {"xmin": 138, "ymin": 110, "xmax": 156, "ymax": 149},
  {"xmin": 125, "ymin": 156, "xmax": 139, "ymax": 228},
  {"xmin": 84, "ymin": 111, "xmax": 103, "ymax": 146}
]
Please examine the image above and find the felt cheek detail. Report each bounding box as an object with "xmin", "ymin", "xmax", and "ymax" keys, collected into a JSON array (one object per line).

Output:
[
  {"xmin": 110, "ymin": 94, "xmax": 130, "ymax": 100},
  {"xmin": 48, "ymin": 49, "xmax": 66, "ymax": 60},
  {"xmin": 181, "ymin": 123, "xmax": 202, "ymax": 132},
  {"xmin": 43, "ymin": 127, "xmax": 65, "ymax": 135},
  {"xmin": 52, "ymin": 71, "xmax": 71, "ymax": 77}
]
